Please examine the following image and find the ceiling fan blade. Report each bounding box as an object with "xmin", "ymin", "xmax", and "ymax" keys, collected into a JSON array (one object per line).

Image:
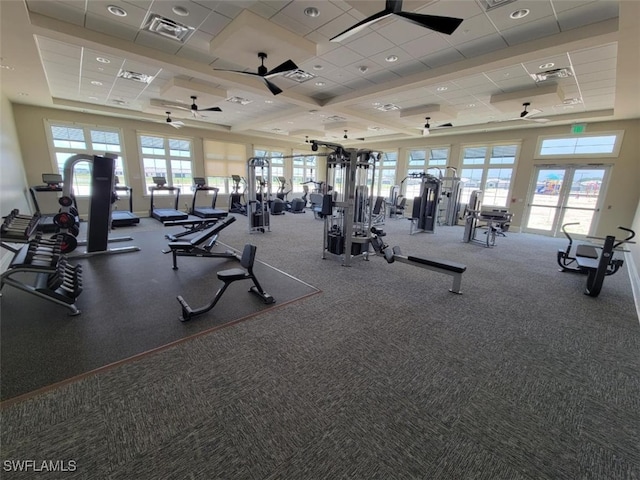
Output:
[
  {"xmin": 215, "ymin": 68, "xmax": 261, "ymax": 77},
  {"xmin": 263, "ymin": 78, "xmax": 283, "ymax": 96},
  {"xmin": 330, "ymin": 10, "xmax": 394, "ymax": 42},
  {"xmin": 523, "ymin": 117, "xmax": 550, "ymax": 123},
  {"xmin": 395, "ymin": 11, "xmax": 463, "ymax": 35},
  {"xmin": 200, "ymin": 106, "xmax": 222, "ymax": 112},
  {"xmin": 265, "ymin": 59, "xmax": 298, "ymax": 77},
  {"xmin": 437, "ymin": 123, "xmax": 453, "ymax": 128}
]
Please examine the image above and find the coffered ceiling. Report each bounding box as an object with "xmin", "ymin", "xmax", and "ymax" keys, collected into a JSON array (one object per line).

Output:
[{"xmin": 1, "ymin": 0, "xmax": 638, "ymax": 145}]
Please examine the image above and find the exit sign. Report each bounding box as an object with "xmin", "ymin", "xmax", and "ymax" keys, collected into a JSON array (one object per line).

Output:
[{"xmin": 571, "ymin": 123, "xmax": 587, "ymax": 134}]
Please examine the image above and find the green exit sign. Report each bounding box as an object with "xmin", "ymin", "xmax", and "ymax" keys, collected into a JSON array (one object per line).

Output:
[{"xmin": 571, "ymin": 123, "xmax": 587, "ymax": 134}]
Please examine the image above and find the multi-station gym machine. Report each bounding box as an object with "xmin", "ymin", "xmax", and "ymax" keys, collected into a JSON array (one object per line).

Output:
[{"xmin": 310, "ymin": 140, "xmax": 380, "ymax": 267}]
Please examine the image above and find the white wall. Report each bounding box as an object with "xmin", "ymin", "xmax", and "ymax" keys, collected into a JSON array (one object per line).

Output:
[{"xmin": 0, "ymin": 94, "xmax": 31, "ymax": 272}]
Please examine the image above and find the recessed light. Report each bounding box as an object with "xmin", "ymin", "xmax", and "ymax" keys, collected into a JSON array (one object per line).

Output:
[
  {"xmin": 539, "ymin": 62, "xmax": 555, "ymax": 69},
  {"xmin": 88, "ymin": 96, "xmax": 99, "ymax": 100},
  {"xmin": 107, "ymin": 5, "xmax": 127, "ymax": 17},
  {"xmin": 315, "ymin": 81, "xmax": 325, "ymax": 86},
  {"xmin": 18, "ymin": 92, "xmax": 28, "ymax": 96},
  {"xmin": 0, "ymin": 64, "xmax": 14, "ymax": 70},
  {"xmin": 436, "ymin": 86, "xmax": 448, "ymax": 92},
  {"xmin": 172, "ymin": 6, "xmax": 189, "ymax": 16},
  {"xmin": 313, "ymin": 65, "xmax": 324, "ymax": 71},
  {"xmin": 358, "ymin": 66, "xmax": 369, "ymax": 73},
  {"xmin": 304, "ymin": 7, "xmax": 320, "ymax": 18},
  {"xmin": 467, "ymin": 103, "xmax": 476, "ymax": 107},
  {"xmin": 264, "ymin": 100, "xmax": 273, "ymax": 104},
  {"xmin": 91, "ymin": 80, "xmax": 103, "ymax": 86},
  {"xmin": 385, "ymin": 55, "xmax": 399, "ymax": 63},
  {"xmin": 510, "ymin": 9, "xmax": 529, "ymax": 19},
  {"xmin": 96, "ymin": 57, "xmax": 110, "ymax": 64}
]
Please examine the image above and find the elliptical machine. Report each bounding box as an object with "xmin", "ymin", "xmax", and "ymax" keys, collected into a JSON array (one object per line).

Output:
[{"xmin": 229, "ymin": 175, "xmax": 247, "ymax": 215}]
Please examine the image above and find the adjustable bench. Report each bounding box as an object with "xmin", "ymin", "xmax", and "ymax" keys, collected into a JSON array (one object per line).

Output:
[{"xmin": 163, "ymin": 216, "xmax": 238, "ymax": 269}]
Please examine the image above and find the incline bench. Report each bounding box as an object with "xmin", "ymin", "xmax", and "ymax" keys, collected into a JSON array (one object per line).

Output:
[
  {"xmin": 163, "ymin": 216, "xmax": 238, "ymax": 269},
  {"xmin": 370, "ymin": 228, "xmax": 467, "ymax": 294}
]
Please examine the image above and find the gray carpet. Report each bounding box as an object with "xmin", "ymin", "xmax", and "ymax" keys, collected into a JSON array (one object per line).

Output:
[{"xmin": 1, "ymin": 211, "xmax": 639, "ymax": 480}]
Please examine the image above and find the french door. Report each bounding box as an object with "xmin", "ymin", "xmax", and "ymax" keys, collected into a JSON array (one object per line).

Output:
[{"xmin": 523, "ymin": 165, "xmax": 610, "ymax": 237}]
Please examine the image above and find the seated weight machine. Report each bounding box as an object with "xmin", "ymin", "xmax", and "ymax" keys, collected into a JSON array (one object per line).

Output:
[
  {"xmin": 462, "ymin": 190, "xmax": 513, "ymax": 248},
  {"xmin": 557, "ymin": 222, "xmax": 635, "ymax": 297},
  {"xmin": 407, "ymin": 172, "xmax": 441, "ymax": 235},
  {"xmin": 246, "ymin": 158, "xmax": 271, "ymax": 233}
]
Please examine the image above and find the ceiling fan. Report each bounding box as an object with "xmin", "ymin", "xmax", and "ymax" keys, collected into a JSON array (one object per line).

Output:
[
  {"xmin": 166, "ymin": 95, "xmax": 222, "ymax": 118},
  {"xmin": 163, "ymin": 112, "xmax": 184, "ymax": 129},
  {"xmin": 422, "ymin": 117, "xmax": 453, "ymax": 136},
  {"xmin": 215, "ymin": 52, "xmax": 298, "ymax": 95},
  {"xmin": 331, "ymin": 0, "xmax": 464, "ymax": 42},
  {"xmin": 514, "ymin": 102, "xmax": 550, "ymax": 123}
]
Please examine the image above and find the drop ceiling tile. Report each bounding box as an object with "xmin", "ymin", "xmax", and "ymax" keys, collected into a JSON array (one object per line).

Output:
[
  {"xmin": 314, "ymin": 11, "xmax": 362, "ymax": 39},
  {"xmin": 321, "ymin": 45, "xmax": 365, "ymax": 67},
  {"xmin": 147, "ymin": 0, "xmax": 213, "ymax": 28},
  {"xmin": 365, "ymin": 70, "xmax": 402, "ymax": 85},
  {"xmin": 456, "ymin": 33, "xmax": 508, "ymax": 58},
  {"xmin": 556, "ymin": 1, "xmax": 619, "ymax": 30},
  {"xmin": 270, "ymin": 10, "xmax": 314, "ymax": 36},
  {"xmin": 572, "ymin": 58, "xmax": 617, "ymax": 75},
  {"xmin": 451, "ymin": 73, "xmax": 493, "ymax": 88},
  {"xmin": 276, "ymin": 1, "xmax": 345, "ymax": 31},
  {"xmin": 198, "ymin": 11, "xmax": 233, "ymax": 35},
  {"xmin": 389, "ymin": 62, "xmax": 431, "ymax": 77},
  {"xmin": 247, "ymin": 1, "xmax": 285, "ymax": 19},
  {"xmin": 485, "ymin": 0, "xmax": 555, "ymax": 31},
  {"xmin": 577, "ymin": 69, "xmax": 617, "ymax": 85},
  {"xmin": 211, "ymin": 1, "xmax": 248, "ymax": 19},
  {"xmin": 399, "ymin": 33, "xmax": 452, "ymax": 59},
  {"xmin": 416, "ymin": 0, "xmax": 483, "ymax": 18},
  {"xmin": 36, "ymin": 37, "xmax": 82, "ymax": 57},
  {"xmin": 492, "ymin": 77, "xmax": 537, "ymax": 92},
  {"xmin": 522, "ymin": 54, "xmax": 571, "ymax": 76},
  {"xmin": 84, "ymin": 13, "xmax": 140, "ymax": 41},
  {"xmin": 446, "ymin": 13, "xmax": 498, "ymax": 46},
  {"xmin": 85, "ymin": 0, "xmax": 148, "ymax": 28},
  {"xmin": 344, "ymin": 31, "xmax": 396, "ymax": 57},
  {"xmin": 375, "ymin": 17, "xmax": 432, "ymax": 45},
  {"xmin": 484, "ymin": 65, "xmax": 531, "ymax": 83}
]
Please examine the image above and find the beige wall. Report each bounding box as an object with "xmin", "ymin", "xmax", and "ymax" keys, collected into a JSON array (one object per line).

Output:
[
  {"xmin": 7, "ymin": 103, "xmax": 640, "ymax": 238},
  {"xmin": 0, "ymin": 95, "xmax": 31, "ymax": 270}
]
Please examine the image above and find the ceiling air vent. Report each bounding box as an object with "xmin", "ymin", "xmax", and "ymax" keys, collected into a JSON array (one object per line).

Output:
[
  {"xmin": 327, "ymin": 115, "xmax": 346, "ymax": 121},
  {"xmin": 282, "ymin": 69, "xmax": 316, "ymax": 83},
  {"xmin": 143, "ymin": 14, "xmax": 194, "ymax": 42},
  {"xmin": 531, "ymin": 68, "xmax": 574, "ymax": 83},
  {"xmin": 117, "ymin": 70, "xmax": 154, "ymax": 84},
  {"xmin": 226, "ymin": 96, "xmax": 252, "ymax": 105},
  {"xmin": 374, "ymin": 103, "xmax": 401, "ymax": 112},
  {"xmin": 480, "ymin": 0, "xmax": 518, "ymax": 11}
]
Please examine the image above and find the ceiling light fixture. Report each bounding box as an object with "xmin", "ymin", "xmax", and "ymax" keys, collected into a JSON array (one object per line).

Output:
[
  {"xmin": 509, "ymin": 9, "xmax": 530, "ymax": 19},
  {"xmin": 385, "ymin": 55, "xmax": 399, "ymax": 63},
  {"xmin": 90, "ymin": 81, "xmax": 103, "ymax": 86},
  {"xmin": 313, "ymin": 65, "xmax": 324, "ymax": 71},
  {"xmin": 315, "ymin": 81, "xmax": 325, "ymax": 86},
  {"xmin": 304, "ymin": 7, "xmax": 320, "ymax": 18},
  {"xmin": 172, "ymin": 6, "xmax": 189, "ymax": 16},
  {"xmin": 107, "ymin": 5, "xmax": 127, "ymax": 17},
  {"xmin": 0, "ymin": 64, "xmax": 15, "ymax": 70},
  {"xmin": 283, "ymin": 69, "xmax": 316, "ymax": 83},
  {"xmin": 343, "ymin": 130, "xmax": 348, "ymax": 139},
  {"xmin": 539, "ymin": 62, "xmax": 555, "ymax": 69},
  {"xmin": 96, "ymin": 57, "xmax": 111, "ymax": 64},
  {"xmin": 118, "ymin": 70, "xmax": 154, "ymax": 83},
  {"xmin": 423, "ymin": 117, "xmax": 431, "ymax": 136},
  {"xmin": 358, "ymin": 66, "xmax": 369, "ymax": 73},
  {"xmin": 144, "ymin": 13, "xmax": 194, "ymax": 42},
  {"xmin": 436, "ymin": 86, "xmax": 448, "ymax": 92}
]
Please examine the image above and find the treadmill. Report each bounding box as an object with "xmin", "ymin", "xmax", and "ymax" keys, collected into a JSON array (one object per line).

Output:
[
  {"xmin": 111, "ymin": 176, "xmax": 140, "ymax": 227},
  {"xmin": 29, "ymin": 173, "xmax": 76, "ymax": 233},
  {"xmin": 191, "ymin": 177, "xmax": 228, "ymax": 219},
  {"xmin": 149, "ymin": 176, "xmax": 188, "ymax": 222}
]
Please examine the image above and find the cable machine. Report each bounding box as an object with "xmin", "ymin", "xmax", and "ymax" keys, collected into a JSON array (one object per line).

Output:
[
  {"xmin": 60, "ymin": 153, "xmax": 139, "ymax": 257},
  {"xmin": 246, "ymin": 157, "xmax": 271, "ymax": 233},
  {"xmin": 439, "ymin": 167, "xmax": 462, "ymax": 226},
  {"xmin": 407, "ymin": 172, "xmax": 441, "ymax": 235},
  {"xmin": 310, "ymin": 140, "xmax": 379, "ymax": 266}
]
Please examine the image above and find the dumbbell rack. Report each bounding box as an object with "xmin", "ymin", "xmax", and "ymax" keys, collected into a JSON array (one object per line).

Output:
[{"xmin": 2, "ymin": 212, "xmax": 83, "ymax": 315}]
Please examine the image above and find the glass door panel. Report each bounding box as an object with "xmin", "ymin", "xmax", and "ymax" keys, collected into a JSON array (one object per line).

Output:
[
  {"xmin": 524, "ymin": 166, "xmax": 608, "ymax": 237},
  {"xmin": 525, "ymin": 168, "xmax": 566, "ymax": 232}
]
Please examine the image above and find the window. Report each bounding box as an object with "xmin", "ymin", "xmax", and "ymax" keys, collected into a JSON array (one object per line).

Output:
[
  {"xmin": 537, "ymin": 134, "xmax": 622, "ymax": 157},
  {"xmin": 140, "ymin": 135, "xmax": 194, "ymax": 194},
  {"xmin": 293, "ymin": 153, "xmax": 317, "ymax": 194},
  {"xmin": 459, "ymin": 144, "xmax": 518, "ymax": 207},
  {"xmin": 405, "ymin": 147, "xmax": 450, "ymax": 199},
  {"xmin": 204, "ymin": 140, "xmax": 246, "ymax": 194},
  {"xmin": 376, "ymin": 151, "xmax": 397, "ymax": 197},
  {"xmin": 255, "ymin": 148, "xmax": 285, "ymax": 187},
  {"xmin": 47, "ymin": 123, "xmax": 125, "ymax": 196}
]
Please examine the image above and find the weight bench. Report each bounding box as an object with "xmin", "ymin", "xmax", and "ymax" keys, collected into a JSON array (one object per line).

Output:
[
  {"xmin": 177, "ymin": 243, "xmax": 275, "ymax": 322},
  {"xmin": 371, "ymin": 228, "xmax": 467, "ymax": 294},
  {"xmin": 163, "ymin": 216, "xmax": 237, "ymax": 269}
]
